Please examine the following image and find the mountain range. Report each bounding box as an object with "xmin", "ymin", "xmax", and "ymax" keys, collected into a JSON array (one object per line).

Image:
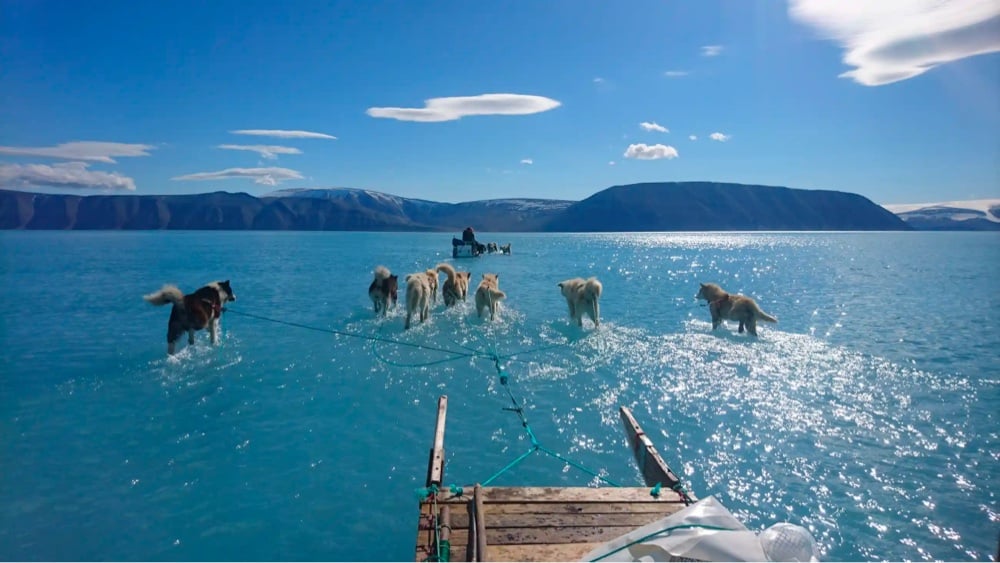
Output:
[
  {"xmin": 0, "ymin": 181, "xmax": 934, "ymax": 231},
  {"xmin": 881, "ymin": 199, "xmax": 1000, "ymax": 231}
]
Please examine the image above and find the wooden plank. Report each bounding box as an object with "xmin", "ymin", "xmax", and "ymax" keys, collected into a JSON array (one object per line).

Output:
[
  {"xmin": 446, "ymin": 508, "xmax": 680, "ymax": 530},
  {"xmin": 475, "ymin": 500, "xmax": 677, "ymax": 515},
  {"xmin": 473, "ymin": 486, "xmax": 688, "ymax": 504},
  {"xmin": 619, "ymin": 407, "xmax": 691, "ymax": 499},
  {"xmin": 430, "ymin": 524, "xmax": 645, "ymax": 546},
  {"xmin": 465, "ymin": 495, "xmax": 477, "ymax": 562},
  {"xmin": 488, "ymin": 542, "xmax": 605, "ymax": 562},
  {"xmin": 426, "ymin": 395, "xmax": 448, "ymax": 488},
  {"xmin": 474, "ymin": 484, "xmax": 488, "ymax": 561}
]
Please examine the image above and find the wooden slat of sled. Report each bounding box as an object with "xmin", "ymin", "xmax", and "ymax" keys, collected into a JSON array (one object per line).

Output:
[
  {"xmin": 447, "ymin": 509, "xmax": 677, "ymax": 530},
  {"xmin": 434, "ymin": 524, "xmax": 646, "ymax": 545},
  {"xmin": 434, "ymin": 486, "xmax": 688, "ymax": 504},
  {"xmin": 488, "ymin": 542, "xmax": 605, "ymax": 562},
  {"xmin": 417, "ymin": 487, "xmax": 687, "ymax": 560}
]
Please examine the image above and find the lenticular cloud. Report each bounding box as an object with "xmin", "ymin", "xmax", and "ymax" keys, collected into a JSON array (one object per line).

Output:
[
  {"xmin": 366, "ymin": 94, "xmax": 561, "ymax": 122},
  {"xmin": 788, "ymin": 0, "xmax": 1000, "ymax": 86}
]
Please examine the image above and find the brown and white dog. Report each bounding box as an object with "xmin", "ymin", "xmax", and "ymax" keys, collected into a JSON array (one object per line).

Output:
[
  {"xmin": 368, "ymin": 265, "xmax": 398, "ymax": 316},
  {"xmin": 436, "ymin": 263, "xmax": 472, "ymax": 307},
  {"xmin": 404, "ymin": 272, "xmax": 432, "ymax": 329},
  {"xmin": 423, "ymin": 269, "xmax": 439, "ymax": 305},
  {"xmin": 144, "ymin": 280, "xmax": 237, "ymax": 355},
  {"xmin": 695, "ymin": 282, "xmax": 777, "ymax": 336},
  {"xmin": 557, "ymin": 277, "xmax": 602, "ymax": 327},
  {"xmin": 474, "ymin": 273, "xmax": 506, "ymax": 321}
]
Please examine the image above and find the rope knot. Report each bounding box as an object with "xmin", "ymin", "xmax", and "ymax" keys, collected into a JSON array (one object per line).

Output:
[
  {"xmin": 449, "ymin": 484, "xmax": 464, "ymax": 497},
  {"xmin": 650, "ymin": 482, "xmax": 662, "ymax": 498}
]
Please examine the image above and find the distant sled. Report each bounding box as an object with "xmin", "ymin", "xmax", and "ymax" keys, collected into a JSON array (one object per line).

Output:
[{"xmin": 451, "ymin": 237, "xmax": 483, "ymax": 258}]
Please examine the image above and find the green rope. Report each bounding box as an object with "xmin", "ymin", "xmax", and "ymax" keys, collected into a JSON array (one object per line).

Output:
[
  {"xmin": 371, "ymin": 317, "xmax": 477, "ymax": 368},
  {"xmin": 481, "ymin": 446, "xmax": 539, "ymax": 486},
  {"xmin": 226, "ymin": 308, "xmax": 486, "ymax": 359},
  {"xmin": 588, "ymin": 523, "xmax": 734, "ymax": 562},
  {"xmin": 479, "ymin": 357, "xmax": 621, "ymax": 487},
  {"xmin": 227, "ymin": 305, "xmax": 640, "ymax": 491}
]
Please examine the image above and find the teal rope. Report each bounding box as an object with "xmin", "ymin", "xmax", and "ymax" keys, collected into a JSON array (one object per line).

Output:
[
  {"xmin": 537, "ymin": 445, "xmax": 620, "ymax": 487},
  {"xmin": 480, "ymin": 357, "xmax": 621, "ymax": 487},
  {"xmin": 225, "ymin": 308, "xmax": 485, "ymax": 359},
  {"xmin": 228, "ymin": 305, "xmax": 629, "ymax": 490},
  {"xmin": 371, "ymin": 317, "xmax": 477, "ymax": 368},
  {"xmin": 588, "ymin": 523, "xmax": 734, "ymax": 562},
  {"xmin": 480, "ymin": 446, "xmax": 539, "ymax": 486}
]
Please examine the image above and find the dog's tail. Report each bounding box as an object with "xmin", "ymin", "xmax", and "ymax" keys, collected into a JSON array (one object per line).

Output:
[
  {"xmin": 144, "ymin": 285, "xmax": 184, "ymax": 307},
  {"xmin": 435, "ymin": 262, "xmax": 457, "ymax": 283},
  {"xmin": 373, "ymin": 265, "xmax": 392, "ymax": 280},
  {"xmin": 583, "ymin": 277, "xmax": 603, "ymax": 301},
  {"xmin": 753, "ymin": 303, "xmax": 778, "ymax": 323}
]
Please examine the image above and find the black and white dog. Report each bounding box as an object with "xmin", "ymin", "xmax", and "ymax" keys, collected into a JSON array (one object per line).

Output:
[{"xmin": 144, "ymin": 280, "xmax": 236, "ymax": 355}]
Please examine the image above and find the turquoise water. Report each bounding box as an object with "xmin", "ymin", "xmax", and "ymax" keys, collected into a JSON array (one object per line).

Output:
[{"xmin": 1, "ymin": 231, "xmax": 997, "ymax": 561}]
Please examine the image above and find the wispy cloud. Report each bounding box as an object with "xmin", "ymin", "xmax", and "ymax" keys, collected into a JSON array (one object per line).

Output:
[
  {"xmin": 173, "ymin": 167, "xmax": 304, "ymax": 186},
  {"xmin": 664, "ymin": 70, "xmax": 690, "ymax": 78},
  {"xmin": 640, "ymin": 121, "xmax": 669, "ymax": 133},
  {"xmin": 217, "ymin": 144, "xmax": 303, "ymax": 159},
  {"xmin": 230, "ymin": 129, "xmax": 337, "ymax": 140},
  {"xmin": 0, "ymin": 141, "xmax": 154, "ymax": 163},
  {"xmin": 0, "ymin": 161, "xmax": 136, "ymax": 191},
  {"xmin": 701, "ymin": 45, "xmax": 724, "ymax": 57},
  {"xmin": 593, "ymin": 77, "xmax": 605, "ymax": 83},
  {"xmin": 709, "ymin": 132, "xmax": 731, "ymax": 142},
  {"xmin": 366, "ymin": 94, "xmax": 561, "ymax": 122},
  {"xmin": 689, "ymin": 135, "xmax": 698, "ymax": 141},
  {"xmin": 624, "ymin": 144, "xmax": 679, "ymax": 160},
  {"xmin": 788, "ymin": 0, "xmax": 1000, "ymax": 86},
  {"xmin": 609, "ymin": 161, "xmax": 616, "ymax": 166},
  {"xmin": 520, "ymin": 158, "xmax": 533, "ymax": 165}
]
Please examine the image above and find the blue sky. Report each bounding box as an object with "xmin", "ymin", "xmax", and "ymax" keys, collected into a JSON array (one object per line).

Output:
[{"xmin": 1, "ymin": 0, "xmax": 997, "ymax": 205}]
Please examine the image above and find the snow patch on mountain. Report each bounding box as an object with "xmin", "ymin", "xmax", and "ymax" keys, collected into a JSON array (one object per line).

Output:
[{"xmin": 882, "ymin": 199, "xmax": 1000, "ymax": 223}]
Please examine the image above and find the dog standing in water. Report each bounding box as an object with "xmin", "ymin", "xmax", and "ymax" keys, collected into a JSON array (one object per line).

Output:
[
  {"xmin": 557, "ymin": 277, "xmax": 603, "ymax": 328},
  {"xmin": 368, "ymin": 266, "xmax": 398, "ymax": 316},
  {"xmin": 436, "ymin": 263, "xmax": 471, "ymax": 307},
  {"xmin": 144, "ymin": 280, "xmax": 237, "ymax": 355},
  {"xmin": 696, "ymin": 282, "xmax": 777, "ymax": 336},
  {"xmin": 474, "ymin": 273, "xmax": 506, "ymax": 321},
  {"xmin": 404, "ymin": 272, "xmax": 432, "ymax": 329}
]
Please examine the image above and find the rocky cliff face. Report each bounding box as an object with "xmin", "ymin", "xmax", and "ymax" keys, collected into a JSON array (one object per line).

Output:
[{"xmin": 0, "ymin": 182, "xmax": 913, "ymax": 231}]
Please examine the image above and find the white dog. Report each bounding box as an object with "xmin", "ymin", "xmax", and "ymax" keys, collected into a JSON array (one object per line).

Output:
[
  {"xmin": 404, "ymin": 272, "xmax": 432, "ymax": 329},
  {"xmin": 474, "ymin": 273, "xmax": 506, "ymax": 321},
  {"xmin": 557, "ymin": 277, "xmax": 602, "ymax": 327}
]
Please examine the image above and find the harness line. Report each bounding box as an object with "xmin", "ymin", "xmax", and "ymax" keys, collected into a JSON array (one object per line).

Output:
[{"xmin": 224, "ymin": 305, "xmax": 659, "ymax": 489}]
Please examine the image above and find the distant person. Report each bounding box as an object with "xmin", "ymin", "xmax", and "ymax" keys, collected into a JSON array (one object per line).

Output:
[{"xmin": 462, "ymin": 227, "xmax": 476, "ymax": 243}]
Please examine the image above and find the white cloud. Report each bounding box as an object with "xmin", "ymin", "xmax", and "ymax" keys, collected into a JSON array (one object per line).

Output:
[
  {"xmin": 623, "ymin": 144, "xmax": 679, "ymax": 160},
  {"xmin": 609, "ymin": 161, "xmax": 616, "ymax": 166},
  {"xmin": 640, "ymin": 121, "xmax": 669, "ymax": 133},
  {"xmin": 230, "ymin": 129, "xmax": 337, "ymax": 140},
  {"xmin": 0, "ymin": 161, "xmax": 136, "ymax": 191},
  {"xmin": 520, "ymin": 158, "xmax": 533, "ymax": 165},
  {"xmin": 217, "ymin": 144, "xmax": 303, "ymax": 159},
  {"xmin": 664, "ymin": 70, "xmax": 690, "ymax": 77},
  {"xmin": 172, "ymin": 167, "xmax": 304, "ymax": 186},
  {"xmin": 0, "ymin": 141, "xmax": 154, "ymax": 163},
  {"xmin": 689, "ymin": 135, "xmax": 698, "ymax": 141},
  {"xmin": 593, "ymin": 77, "xmax": 605, "ymax": 83},
  {"xmin": 710, "ymin": 132, "xmax": 731, "ymax": 142},
  {"xmin": 788, "ymin": 0, "xmax": 1000, "ymax": 86},
  {"xmin": 701, "ymin": 45, "xmax": 724, "ymax": 57},
  {"xmin": 366, "ymin": 94, "xmax": 562, "ymax": 122}
]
